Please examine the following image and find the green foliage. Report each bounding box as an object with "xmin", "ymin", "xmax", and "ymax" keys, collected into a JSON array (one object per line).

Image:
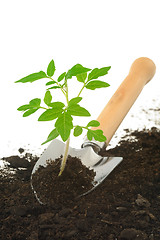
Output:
[
  {"xmin": 73, "ymin": 126, "xmax": 83, "ymax": 137},
  {"xmin": 47, "ymin": 86, "xmax": 61, "ymax": 90},
  {"xmin": 68, "ymin": 97, "xmax": 82, "ymax": 105},
  {"xmin": 44, "ymin": 91, "xmax": 52, "ymax": 106},
  {"xmin": 17, "ymin": 98, "xmax": 41, "ymax": 117},
  {"xmin": 87, "ymin": 129, "xmax": 107, "ymax": 142},
  {"xmin": 38, "ymin": 108, "xmax": 63, "ymax": 121},
  {"xmin": 55, "ymin": 112, "xmax": 73, "ymax": 141},
  {"xmin": 17, "ymin": 104, "xmax": 31, "ymax": 111},
  {"xmin": 67, "ymin": 104, "xmax": 91, "ymax": 117},
  {"xmin": 16, "ymin": 59, "xmax": 111, "ymax": 144},
  {"xmin": 48, "ymin": 102, "xmax": 65, "ymax": 108},
  {"xmin": 65, "ymin": 64, "xmax": 91, "ymax": 80},
  {"xmin": 47, "ymin": 60, "xmax": 56, "ymax": 77},
  {"xmin": 46, "ymin": 80, "xmax": 56, "ymax": 86},
  {"xmin": 76, "ymin": 73, "xmax": 87, "ymax": 83},
  {"xmin": 29, "ymin": 98, "xmax": 41, "ymax": 107},
  {"xmin": 23, "ymin": 108, "xmax": 39, "ymax": 117},
  {"xmin": 15, "ymin": 71, "xmax": 47, "ymax": 83},
  {"xmin": 88, "ymin": 67, "xmax": 111, "ymax": 81},
  {"xmin": 87, "ymin": 120, "xmax": 100, "ymax": 127},
  {"xmin": 42, "ymin": 128, "xmax": 59, "ymax": 145},
  {"xmin": 85, "ymin": 80, "xmax": 110, "ymax": 90},
  {"xmin": 57, "ymin": 72, "xmax": 66, "ymax": 82}
]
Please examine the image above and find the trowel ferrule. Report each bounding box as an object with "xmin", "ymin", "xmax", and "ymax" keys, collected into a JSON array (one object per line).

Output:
[{"xmin": 81, "ymin": 136, "xmax": 106, "ymax": 153}]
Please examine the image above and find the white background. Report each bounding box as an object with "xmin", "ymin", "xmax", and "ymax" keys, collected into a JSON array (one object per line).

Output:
[{"xmin": 0, "ymin": 0, "xmax": 159, "ymax": 157}]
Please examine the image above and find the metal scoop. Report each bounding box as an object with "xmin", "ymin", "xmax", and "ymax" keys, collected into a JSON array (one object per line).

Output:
[
  {"xmin": 31, "ymin": 57, "xmax": 156, "ymax": 198},
  {"xmin": 32, "ymin": 138, "xmax": 123, "ymax": 196}
]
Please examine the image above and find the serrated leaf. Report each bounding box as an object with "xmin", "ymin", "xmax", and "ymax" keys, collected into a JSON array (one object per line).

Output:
[
  {"xmin": 89, "ymin": 129, "xmax": 106, "ymax": 142},
  {"xmin": 55, "ymin": 112, "xmax": 73, "ymax": 141},
  {"xmin": 85, "ymin": 80, "xmax": 110, "ymax": 90},
  {"xmin": 46, "ymin": 80, "xmax": 56, "ymax": 86},
  {"xmin": 38, "ymin": 108, "xmax": 63, "ymax": 121},
  {"xmin": 42, "ymin": 128, "xmax": 59, "ymax": 145},
  {"xmin": 15, "ymin": 71, "xmax": 47, "ymax": 83},
  {"xmin": 88, "ymin": 66, "xmax": 111, "ymax": 81},
  {"xmin": 76, "ymin": 72, "xmax": 87, "ymax": 83},
  {"xmin": 67, "ymin": 104, "xmax": 90, "ymax": 117},
  {"xmin": 68, "ymin": 97, "xmax": 82, "ymax": 106},
  {"xmin": 65, "ymin": 64, "xmax": 91, "ymax": 80},
  {"xmin": 57, "ymin": 72, "xmax": 66, "ymax": 82},
  {"xmin": 87, "ymin": 120, "xmax": 100, "ymax": 127},
  {"xmin": 29, "ymin": 98, "xmax": 41, "ymax": 107},
  {"xmin": 23, "ymin": 108, "xmax": 39, "ymax": 117},
  {"xmin": 73, "ymin": 126, "xmax": 83, "ymax": 137},
  {"xmin": 87, "ymin": 129, "xmax": 93, "ymax": 141},
  {"xmin": 44, "ymin": 91, "xmax": 52, "ymax": 105},
  {"xmin": 17, "ymin": 104, "xmax": 31, "ymax": 111},
  {"xmin": 18, "ymin": 99, "xmax": 41, "ymax": 112},
  {"xmin": 47, "ymin": 86, "xmax": 61, "ymax": 90},
  {"xmin": 47, "ymin": 60, "xmax": 56, "ymax": 77},
  {"xmin": 48, "ymin": 102, "xmax": 65, "ymax": 108}
]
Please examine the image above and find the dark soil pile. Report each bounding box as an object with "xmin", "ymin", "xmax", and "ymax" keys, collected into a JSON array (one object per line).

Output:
[
  {"xmin": 31, "ymin": 156, "xmax": 96, "ymax": 205},
  {"xmin": 0, "ymin": 127, "xmax": 160, "ymax": 240}
]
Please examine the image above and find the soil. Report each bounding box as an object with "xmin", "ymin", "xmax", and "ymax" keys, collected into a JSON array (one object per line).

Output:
[
  {"xmin": 0, "ymin": 127, "xmax": 160, "ymax": 240},
  {"xmin": 31, "ymin": 156, "xmax": 96, "ymax": 205}
]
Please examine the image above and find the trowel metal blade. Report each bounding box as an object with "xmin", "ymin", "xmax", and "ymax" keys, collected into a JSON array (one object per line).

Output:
[{"xmin": 32, "ymin": 139, "xmax": 123, "ymax": 190}]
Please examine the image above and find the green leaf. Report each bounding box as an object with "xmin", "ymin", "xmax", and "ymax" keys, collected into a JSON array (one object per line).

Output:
[
  {"xmin": 55, "ymin": 112, "xmax": 73, "ymax": 141},
  {"xmin": 15, "ymin": 71, "xmax": 47, "ymax": 83},
  {"xmin": 29, "ymin": 98, "xmax": 41, "ymax": 107},
  {"xmin": 88, "ymin": 129, "xmax": 107, "ymax": 142},
  {"xmin": 85, "ymin": 80, "xmax": 110, "ymax": 90},
  {"xmin": 42, "ymin": 128, "xmax": 59, "ymax": 145},
  {"xmin": 44, "ymin": 91, "xmax": 52, "ymax": 105},
  {"xmin": 47, "ymin": 60, "xmax": 56, "ymax": 77},
  {"xmin": 57, "ymin": 72, "xmax": 66, "ymax": 82},
  {"xmin": 18, "ymin": 99, "xmax": 41, "ymax": 112},
  {"xmin": 65, "ymin": 64, "xmax": 91, "ymax": 80},
  {"xmin": 87, "ymin": 120, "xmax": 100, "ymax": 127},
  {"xmin": 76, "ymin": 72, "xmax": 87, "ymax": 83},
  {"xmin": 67, "ymin": 104, "xmax": 90, "ymax": 117},
  {"xmin": 87, "ymin": 129, "xmax": 93, "ymax": 141},
  {"xmin": 17, "ymin": 104, "xmax": 31, "ymax": 111},
  {"xmin": 38, "ymin": 108, "xmax": 63, "ymax": 121},
  {"xmin": 68, "ymin": 97, "xmax": 82, "ymax": 106},
  {"xmin": 23, "ymin": 108, "xmax": 39, "ymax": 117},
  {"xmin": 88, "ymin": 67, "xmax": 111, "ymax": 81},
  {"xmin": 46, "ymin": 80, "xmax": 56, "ymax": 86},
  {"xmin": 47, "ymin": 86, "xmax": 61, "ymax": 90},
  {"xmin": 48, "ymin": 102, "xmax": 65, "ymax": 108},
  {"xmin": 73, "ymin": 126, "xmax": 83, "ymax": 137}
]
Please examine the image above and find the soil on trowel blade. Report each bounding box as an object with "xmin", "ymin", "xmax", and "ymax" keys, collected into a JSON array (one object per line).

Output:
[
  {"xmin": 31, "ymin": 156, "xmax": 96, "ymax": 205},
  {"xmin": 0, "ymin": 127, "xmax": 160, "ymax": 240}
]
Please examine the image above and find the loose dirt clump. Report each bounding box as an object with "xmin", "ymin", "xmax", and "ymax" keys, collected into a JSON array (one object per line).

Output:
[
  {"xmin": 0, "ymin": 127, "xmax": 160, "ymax": 240},
  {"xmin": 31, "ymin": 156, "xmax": 96, "ymax": 205}
]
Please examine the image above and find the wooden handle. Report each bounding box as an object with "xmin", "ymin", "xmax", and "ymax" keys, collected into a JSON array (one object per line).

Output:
[{"xmin": 93, "ymin": 57, "xmax": 156, "ymax": 145}]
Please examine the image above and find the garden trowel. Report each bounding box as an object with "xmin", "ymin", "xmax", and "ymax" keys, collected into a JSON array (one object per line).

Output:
[{"xmin": 32, "ymin": 57, "xmax": 156, "ymax": 196}]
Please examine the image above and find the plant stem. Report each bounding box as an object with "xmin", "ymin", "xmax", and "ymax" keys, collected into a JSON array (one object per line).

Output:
[
  {"xmin": 49, "ymin": 77, "xmax": 66, "ymax": 96},
  {"xmin": 58, "ymin": 137, "xmax": 70, "ymax": 176},
  {"xmin": 57, "ymin": 79, "xmax": 70, "ymax": 176},
  {"xmin": 40, "ymin": 106, "xmax": 48, "ymax": 110},
  {"xmin": 65, "ymin": 84, "xmax": 69, "ymax": 104},
  {"xmin": 77, "ymin": 84, "xmax": 85, "ymax": 97},
  {"xmin": 73, "ymin": 125, "xmax": 88, "ymax": 130}
]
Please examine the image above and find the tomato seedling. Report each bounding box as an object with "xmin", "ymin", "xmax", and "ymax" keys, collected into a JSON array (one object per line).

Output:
[{"xmin": 15, "ymin": 60, "xmax": 111, "ymax": 175}]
